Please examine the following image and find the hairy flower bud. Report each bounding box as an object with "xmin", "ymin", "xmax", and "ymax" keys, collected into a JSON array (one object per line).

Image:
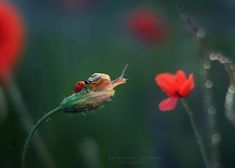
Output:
[{"xmin": 60, "ymin": 90, "xmax": 115, "ymax": 113}]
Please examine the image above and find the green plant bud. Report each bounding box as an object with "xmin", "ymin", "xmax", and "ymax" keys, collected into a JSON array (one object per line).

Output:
[{"xmin": 60, "ymin": 90, "xmax": 115, "ymax": 113}]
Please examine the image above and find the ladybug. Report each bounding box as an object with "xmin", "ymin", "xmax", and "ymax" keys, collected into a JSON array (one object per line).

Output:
[{"xmin": 73, "ymin": 80, "xmax": 90, "ymax": 94}]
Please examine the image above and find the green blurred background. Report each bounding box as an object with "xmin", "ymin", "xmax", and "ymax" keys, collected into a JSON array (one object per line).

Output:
[{"xmin": 1, "ymin": 0, "xmax": 235, "ymax": 167}]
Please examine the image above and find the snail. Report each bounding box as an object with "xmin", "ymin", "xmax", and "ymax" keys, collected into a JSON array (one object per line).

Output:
[{"xmin": 87, "ymin": 64, "xmax": 128, "ymax": 91}]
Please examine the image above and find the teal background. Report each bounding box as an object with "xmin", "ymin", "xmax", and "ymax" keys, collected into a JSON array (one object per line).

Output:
[{"xmin": 1, "ymin": 0, "xmax": 235, "ymax": 167}]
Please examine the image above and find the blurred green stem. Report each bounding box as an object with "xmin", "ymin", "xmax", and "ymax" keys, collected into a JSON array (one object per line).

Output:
[
  {"xmin": 181, "ymin": 99, "xmax": 210, "ymax": 168},
  {"xmin": 224, "ymin": 63, "xmax": 235, "ymax": 127},
  {"xmin": 6, "ymin": 78, "xmax": 57, "ymax": 168},
  {"xmin": 201, "ymin": 56, "xmax": 221, "ymax": 168},
  {"xmin": 22, "ymin": 106, "xmax": 61, "ymax": 168},
  {"xmin": 0, "ymin": 85, "xmax": 8, "ymax": 123},
  {"xmin": 176, "ymin": 5, "xmax": 222, "ymax": 167}
]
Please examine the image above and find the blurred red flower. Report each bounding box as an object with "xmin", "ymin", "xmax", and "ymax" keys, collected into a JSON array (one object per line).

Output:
[
  {"xmin": 155, "ymin": 70, "xmax": 194, "ymax": 112},
  {"xmin": 127, "ymin": 10, "xmax": 167, "ymax": 44},
  {"xmin": 0, "ymin": 1, "xmax": 24, "ymax": 84}
]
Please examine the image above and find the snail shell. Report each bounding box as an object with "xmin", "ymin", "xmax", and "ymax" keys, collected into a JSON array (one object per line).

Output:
[{"xmin": 87, "ymin": 73, "xmax": 112, "ymax": 91}]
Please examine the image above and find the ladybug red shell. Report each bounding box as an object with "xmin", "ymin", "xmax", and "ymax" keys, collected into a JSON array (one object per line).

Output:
[{"xmin": 73, "ymin": 81, "xmax": 86, "ymax": 93}]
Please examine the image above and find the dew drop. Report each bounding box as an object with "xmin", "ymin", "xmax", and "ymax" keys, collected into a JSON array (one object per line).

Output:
[
  {"xmin": 208, "ymin": 105, "xmax": 216, "ymax": 115},
  {"xmin": 203, "ymin": 61, "xmax": 211, "ymax": 70},
  {"xmin": 219, "ymin": 56, "xmax": 227, "ymax": 64},
  {"xmin": 225, "ymin": 94, "xmax": 233, "ymax": 103},
  {"xmin": 205, "ymin": 80, "xmax": 213, "ymax": 88},
  {"xmin": 209, "ymin": 53, "xmax": 217, "ymax": 61},
  {"xmin": 215, "ymin": 53, "xmax": 222, "ymax": 59},
  {"xmin": 196, "ymin": 29, "xmax": 206, "ymax": 38},
  {"xmin": 211, "ymin": 133, "xmax": 221, "ymax": 145},
  {"xmin": 228, "ymin": 85, "xmax": 235, "ymax": 93}
]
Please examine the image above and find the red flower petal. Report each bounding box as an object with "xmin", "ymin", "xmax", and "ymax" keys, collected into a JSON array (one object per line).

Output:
[
  {"xmin": 155, "ymin": 73, "xmax": 177, "ymax": 97},
  {"xmin": 127, "ymin": 10, "xmax": 167, "ymax": 44},
  {"xmin": 175, "ymin": 70, "xmax": 187, "ymax": 86},
  {"xmin": 159, "ymin": 97, "xmax": 179, "ymax": 112},
  {"xmin": 0, "ymin": 1, "xmax": 24, "ymax": 83},
  {"xmin": 178, "ymin": 73, "xmax": 194, "ymax": 97}
]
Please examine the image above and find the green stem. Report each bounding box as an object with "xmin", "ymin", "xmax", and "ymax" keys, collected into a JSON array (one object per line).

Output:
[
  {"xmin": 6, "ymin": 78, "xmax": 57, "ymax": 168},
  {"xmin": 181, "ymin": 99, "xmax": 210, "ymax": 168},
  {"xmin": 201, "ymin": 57, "xmax": 221, "ymax": 168},
  {"xmin": 22, "ymin": 107, "xmax": 61, "ymax": 168}
]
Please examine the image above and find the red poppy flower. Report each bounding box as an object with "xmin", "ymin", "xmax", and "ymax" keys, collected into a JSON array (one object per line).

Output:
[
  {"xmin": 0, "ymin": 1, "xmax": 24, "ymax": 84},
  {"xmin": 127, "ymin": 10, "xmax": 167, "ymax": 44},
  {"xmin": 155, "ymin": 70, "xmax": 194, "ymax": 112}
]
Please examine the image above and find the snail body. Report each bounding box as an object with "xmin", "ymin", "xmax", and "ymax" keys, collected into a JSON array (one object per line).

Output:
[{"xmin": 87, "ymin": 65, "xmax": 128, "ymax": 91}]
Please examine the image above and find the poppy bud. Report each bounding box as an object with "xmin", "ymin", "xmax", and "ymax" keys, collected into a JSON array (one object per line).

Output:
[{"xmin": 60, "ymin": 90, "xmax": 115, "ymax": 113}]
